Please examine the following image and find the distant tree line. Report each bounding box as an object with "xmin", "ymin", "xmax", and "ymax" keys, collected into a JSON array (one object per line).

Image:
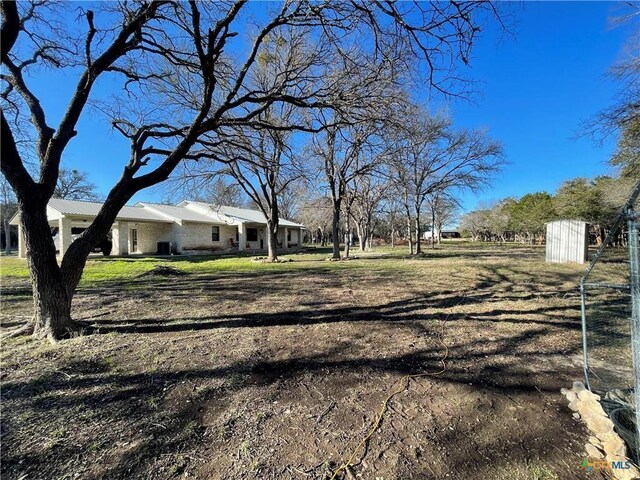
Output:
[
  {"xmin": 297, "ymin": 184, "xmax": 463, "ymax": 251},
  {"xmin": 459, "ymin": 175, "xmax": 637, "ymax": 246},
  {"xmin": 460, "ymin": 3, "xmax": 639, "ymax": 249}
]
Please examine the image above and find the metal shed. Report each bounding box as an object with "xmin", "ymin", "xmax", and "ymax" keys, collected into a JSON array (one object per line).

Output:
[{"xmin": 545, "ymin": 219, "xmax": 589, "ymax": 264}]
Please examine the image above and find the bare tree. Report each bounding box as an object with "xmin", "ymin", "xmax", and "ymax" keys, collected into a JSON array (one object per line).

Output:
[
  {"xmin": 278, "ymin": 181, "xmax": 304, "ymax": 222},
  {"xmin": 583, "ymin": 4, "xmax": 639, "ymax": 178},
  {"xmin": 298, "ymin": 194, "xmax": 332, "ymax": 246},
  {"xmin": 313, "ymin": 119, "xmax": 384, "ymax": 259},
  {"xmin": 54, "ymin": 169, "xmax": 100, "ymax": 201},
  {"xmin": 389, "ymin": 106, "xmax": 503, "ymax": 254},
  {"xmin": 389, "ymin": 113, "xmax": 448, "ymax": 254},
  {"xmin": 221, "ymin": 105, "xmax": 304, "ymax": 262},
  {"xmin": 378, "ymin": 195, "xmax": 405, "ymax": 248},
  {"xmin": 185, "ymin": 33, "xmax": 314, "ymax": 262},
  {"xmin": 1, "ymin": 0, "xmax": 502, "ymax": 340},
  {"xmin": 459, "ymin": 209, "xmax": 490, "ymax": 242},
  {"xmin": 202, "ymin": 177, "xmax": 247, "ymax": 208},
  {"xmin": 350, "ymin": 173, "xmax": 388, "ymax": 251},
  {"xmin": 427, "ymin": 192, "xmax": 460, "ymax": 247},
  {"xmin": 159, "ymin": 170, "xmax": 248, "ymax": 206},
  {"xmin": 388, "ymin": 156, "xmax": 417, "ymax": 253}
]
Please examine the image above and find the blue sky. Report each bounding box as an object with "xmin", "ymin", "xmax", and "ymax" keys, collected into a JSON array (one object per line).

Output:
[
  {"xmin": 449, "ymin": 1, "xmax": 633, "ymax": 211},
  {"xmin": 18, "ymin": 1, "xmax": 635, "ymax": 212}
]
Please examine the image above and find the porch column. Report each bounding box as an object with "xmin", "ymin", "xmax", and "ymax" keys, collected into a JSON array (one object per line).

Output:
[
  {"xmin": 238, "ymin": 223, "xmax": 246, "ymax": 251},
  {"xmin": 284, "ymin": 227, "xmax": 288, "ymax": 249},
  {"xmin": 58, "ymin": 217, "xmax": 72, "ymax": 258},
  {"xmin": 112, "ymin": 221, "xmax": 129, "ymax": 255},
  {"xmin": 18, "ymin": 223, "xmax": 26, "ymax": 258}
]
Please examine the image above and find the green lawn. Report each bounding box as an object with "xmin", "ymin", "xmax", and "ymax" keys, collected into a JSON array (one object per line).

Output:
[
  {"xmin": 0, "ymin": 246, "xmax": 420, "ymax": 285},
  {"xmin": 0, "ymin": 242, "xmax": 623, "ymax": 289}
]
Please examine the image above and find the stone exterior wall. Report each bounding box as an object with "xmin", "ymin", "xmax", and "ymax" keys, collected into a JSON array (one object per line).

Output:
[
  {"xmin": 276, "ymin": 227, "xmax": 301, "ymax": 248},
  {"xmin": 289, "ymin": 228, "xmax": 300, "ymax": 246},
  {"xmin": 217, "ymin": 224, "xmax": 238, "ymax": 249},
  {"xmin": 178, "ymin": 222, "xmax": 237, "ymax": 252},
  {"xmin": 111, "ymin": 221, "xmax": 129, "ymax": 255},
  {"xmin": 112, "ymin": 221, "xmax": 297, "ymax": 255},
  {"xmin": 277, "ymin": 228, "xmax": 284, "ymax": 246},
  {"xmin": 133, "ymin": 222, "xmax": 174, "ymax": 254}
]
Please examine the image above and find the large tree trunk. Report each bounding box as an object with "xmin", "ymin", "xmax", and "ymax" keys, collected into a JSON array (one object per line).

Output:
[
  {"xmin": 19, "ymin": 175, "xmax": 138, "ymax": 341},
  {"xmin": 21, "ymin": 201, "xmax": 80, "ymax": 340},
  {"xmin": 331, "ymin": 200, "xmax": 341, "ymax": 259},
  {"xmin": 258, "ymin": 192, "xmax": 280, "ymax": 262},
  {"xmin": 266, "ymin": 219, "xmax": 279, "ymax": 262},
  {"xmin": 415, "ymin": 206, "xmax": 422, "ymax": 254},
  {"xmin": 32, "ymin": 272, "xmax": 76, "ymax": 340},
  {"xmin": 356, "ymin": 221, "xmax": 366, "ymax": 252},
  {"xmin": 406, "ymin": 215, "xmax": 413, "ymax": 254},
  {"xmin": 344, "ymin": 218, "xmax": 351, "ymax": 259}
]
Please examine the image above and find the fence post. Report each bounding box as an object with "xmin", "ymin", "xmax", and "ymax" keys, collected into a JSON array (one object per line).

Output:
[
  {"xmin": 627, "ymin": 205, "xmax": 640, "ymax": 462},
  {"xmin": 580, "ymin": 281, "xmax": 591, "ymax": 390}
]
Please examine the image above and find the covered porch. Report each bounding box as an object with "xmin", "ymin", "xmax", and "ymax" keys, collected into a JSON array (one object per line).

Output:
[
  {"xmin": 17, "ymin": 216, "xmax": 174, "ymax": 258},
  {"xmin": 238, "ymin": 223, "xmax": 302, "ymax": 252}
]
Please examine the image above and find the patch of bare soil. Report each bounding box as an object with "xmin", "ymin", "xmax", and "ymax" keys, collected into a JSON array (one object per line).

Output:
[
  {"xmin": 139, "ymin": 265, "xmax": 187, "ymax": 277},
  {"xmin": 1, "ymin": 247, "xmax": 612, "ymax": 479}
]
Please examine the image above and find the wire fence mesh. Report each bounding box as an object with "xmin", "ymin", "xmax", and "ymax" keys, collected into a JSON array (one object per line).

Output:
[
  {"xmin": 581, "ymin": 181, "xmax": 639, "ymax": 463},
  {"xmin": 585, "ymin": 291, "xmax": 632, "ymax": 388}
]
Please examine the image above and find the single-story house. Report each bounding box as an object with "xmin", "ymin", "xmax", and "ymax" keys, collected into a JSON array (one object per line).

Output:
[{"xmin": 10, "ymin": 198, "xmax": 304, "ymax": 258}]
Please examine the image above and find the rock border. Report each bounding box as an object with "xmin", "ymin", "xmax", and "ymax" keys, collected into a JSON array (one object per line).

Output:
[{"xmin": 562, "ymin": 381, "xmax": 640, "ymax": 480}]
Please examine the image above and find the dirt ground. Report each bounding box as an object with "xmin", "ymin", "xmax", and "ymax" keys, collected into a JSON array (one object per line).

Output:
[{"xmin": 1, "ymin": 244, "xmax": 615, "ymax": 479}]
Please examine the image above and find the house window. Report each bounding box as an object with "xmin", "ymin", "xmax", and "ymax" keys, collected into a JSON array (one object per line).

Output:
[
  {"xmin": 211, "ymin": 226, "xmax": 220, "ymax": 242},
  {"xmin": 287, "ymin": 230, "xmax": 291, "ymax": 241},
  {"xmin": 247, "ymin": 228, "xmax": 258, "ymax": 242}
]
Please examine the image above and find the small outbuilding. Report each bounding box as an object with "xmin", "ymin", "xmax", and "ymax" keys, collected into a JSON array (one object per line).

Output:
[{"xmin": 545, "ymin": 219, "xmax": 589, "ymax": 264}]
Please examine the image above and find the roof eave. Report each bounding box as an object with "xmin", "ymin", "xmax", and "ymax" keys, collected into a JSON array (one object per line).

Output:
[{"xmin": 8, "ymin": 210, "xmax": 21, "ymax": 226}]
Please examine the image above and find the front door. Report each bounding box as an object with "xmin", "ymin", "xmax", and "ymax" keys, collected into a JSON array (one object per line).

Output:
[{"xmin": 130, "ymin": 228, "xmax": 138, "ymax": 253}]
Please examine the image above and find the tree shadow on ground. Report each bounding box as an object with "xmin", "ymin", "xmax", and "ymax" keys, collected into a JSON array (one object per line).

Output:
[
  {"xmin": 83, "ymin": 293, "xmax": 583, "ymax": 335},
  {"xmin": 1, "ymin": 252, "xmax": 599, "ymax": 479},
  {"xmin": 1, "ymin": 316, "xmax": 587, "ymax": 479}
]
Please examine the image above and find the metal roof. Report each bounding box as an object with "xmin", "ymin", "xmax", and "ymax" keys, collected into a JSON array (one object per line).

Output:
[
  {"xmin": 185, "ymin": 202, "xmax": 304, "ymax": 227},
  {"xmin": 10, "ymin": 198, "xmax": 305, "ymax": 228},
  {"xmin": 48, "ymin": 198, "xmax": 171, "ymax": 222},
  {"xmin": 136, "ymin": 203, "xmax": 223, "ymax": 224}
]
